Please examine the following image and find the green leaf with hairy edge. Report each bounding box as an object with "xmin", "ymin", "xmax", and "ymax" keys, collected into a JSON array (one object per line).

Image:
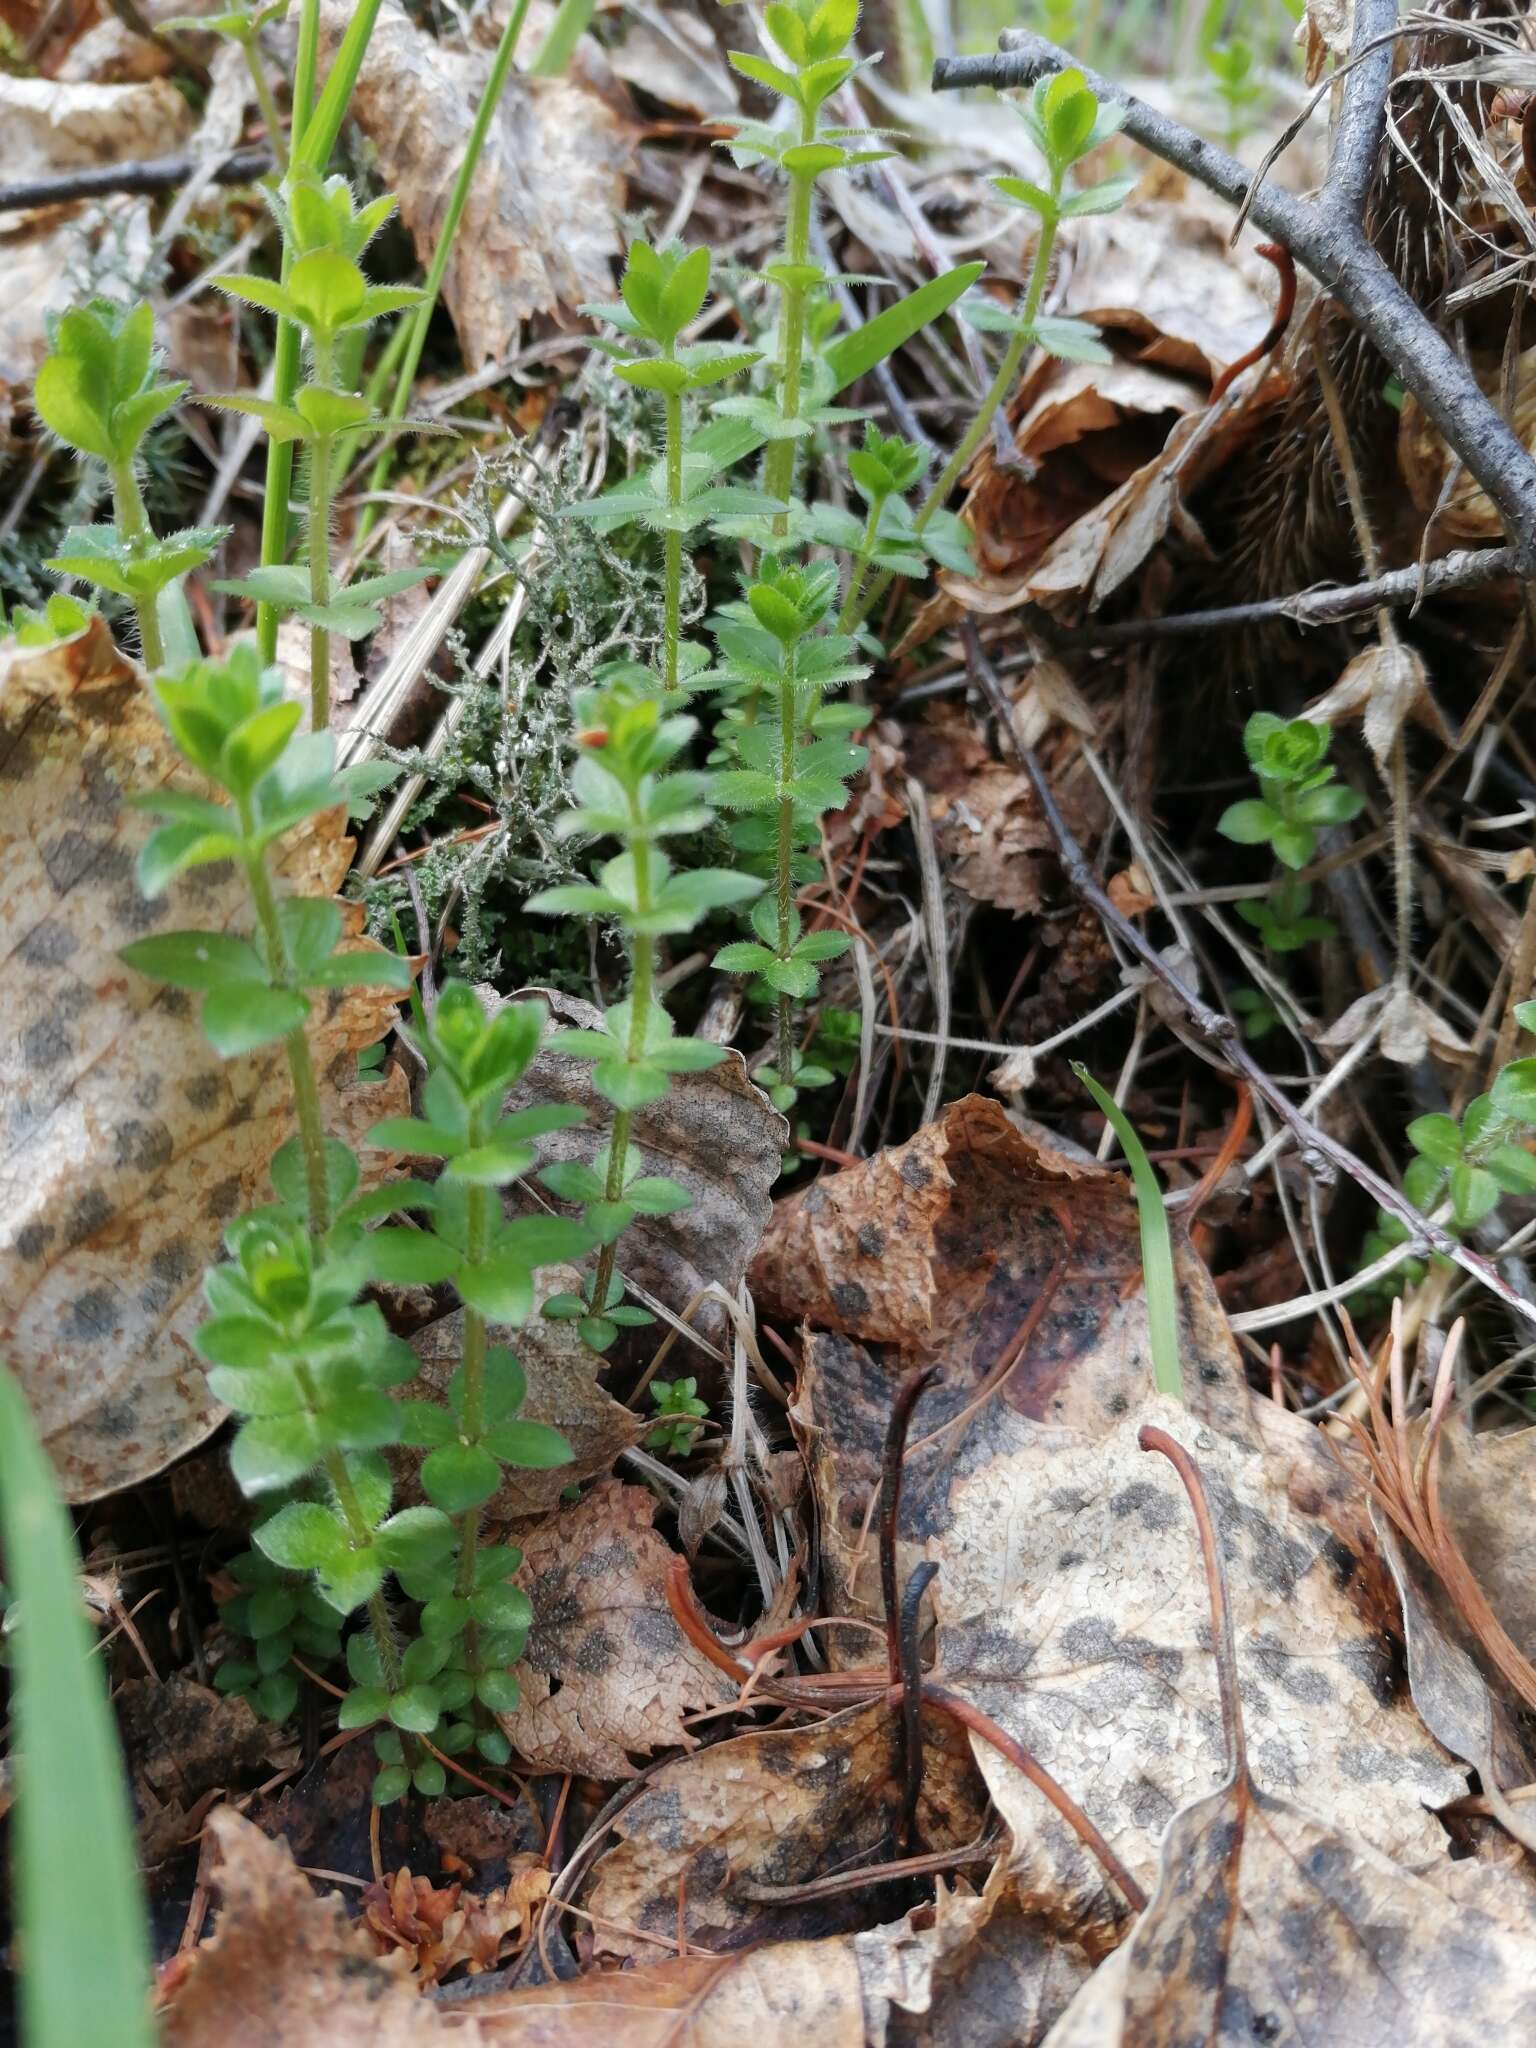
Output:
[
  {"xmin": 0, "ymin": 1363, "xmax": 155, "ymax": 2048},
  {"xmin": 1074, "ymin": 1065, "xmax": 1183, "ymax": 1401},
  {"xmin": 823, "ymin": 263, "xmax": 985, "ymax": 393}
]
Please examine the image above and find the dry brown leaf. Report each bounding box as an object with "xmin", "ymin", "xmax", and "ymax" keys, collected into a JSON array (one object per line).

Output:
[
  {"xmin": 586, "ymin": 1699, "xmax": 989, "ymax": 1960},
  {"xmin": 324, "ymin": 0, "xmax": 638, "ymax": 369},
  {"xmin": 1434, "ymin": 1420, "xmax": 1536, "ymax": 1662},
  {"xmin": 1399, "ymin": 346, "xmax": 1536, "ymax": 543},
  {"xmin": 2, "ymin": 71, "xmax": 193, "ymax": 193},
  {"xmin": 119, "ymin": 1675, "xmax": 276, "ymax": 1865},
  {"xmin": 363, "ymin": 1858, "xmax": 549, "ymax": 1983},
  {"xmin": 161, "ymin": 1809, "xmax": 483, "ymax": 2047},
  {"xmin": 500, "ymin": 1479, "xmax": 736, "ymax": 1777},
  {"xmin": 508, "ymin": 988, "xmax": 787, "ymax": 1341},
  {"xmin": 401, "ymin": 1274, "xmax": 643, "ymax": 1520},
  {"xmin": 1043, "ymin": 1750, "xmax": 1536, "ymax": 2046},
  {"xmin": 0, "ymin": 620, "xmax": 408, "ymax": 1498},
  {"xmin": 462, "ymin": 1945, "xmax": 865, "ymax": 2047},
  {"xmin": 605, "ymin": 0, "xmax": 739, "ymax": 116},
  {"xmin": 898, "ymin": 717, "xmax": 1103, "ymax": 915}
]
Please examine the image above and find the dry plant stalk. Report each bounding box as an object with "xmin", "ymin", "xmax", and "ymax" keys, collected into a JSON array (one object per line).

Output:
[{"xmin": 1338, "ymin": 1303, "xmax": 1536, "ymax": 1713}]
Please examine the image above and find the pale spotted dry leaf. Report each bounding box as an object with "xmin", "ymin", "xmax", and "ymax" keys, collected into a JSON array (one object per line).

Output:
[
  {"xmin": 1042, "ymin": 1758, "xmax": 1536, "ymax": 2046},
  {"xmin": 474, "ymin": 1870, "xmax": 1085, "ymax": 2046},
  {"xmin": 898, "ymin": 716, "xmax": 1104, "ymax": 916},
  {"xmin": 322, "ymin": 0, "xmax": 638, "ymax": 369},
  {"xmin": 401, "ymin": 1272, "xmax": 643, "ymax": 1520},
  {"xmin": 161, "ymin": 1810, "xmax": 484, "ymax": 2047},
  {"xmin": 586, "ymin": 1699, "xmax": 989, "ymax": 1960},
  {"xmin": 0, "ymin": 621, "xmax": 408, "ymax": 1499},
  {"xmin": 500, "ymin": 1479, "xmax": 735, "ymax": 1777},
  {"xmin": 462, "ymin": 1945, "xmax": 864, "ymax": 2047},
  {"xmin": 506, "ymin": 988, "xmax": 787, "ymax": 1342},
  {"xmin": 926, "ymin": 1399, "xmax": 1462, "ymax": 1937}
]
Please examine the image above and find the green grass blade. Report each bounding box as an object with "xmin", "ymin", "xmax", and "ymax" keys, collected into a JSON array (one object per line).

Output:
[
  {"xmin": 1073, "ymin": 1063, "xmax": 1184, "ymax": 1400},
  {"xmin": 824, "ymin": 262, "xmax": 985, "ymax": 394},
  {"xmin": 0, "ymin": 1363, "xmax": 154, "ymax": 2048},
  {"xmin": 530, "ymin": 0, "xmax": 595, "ymax": 76},
  {"xmin": 358, "ymin": 0, "xmax": 534, "ymax": 542},
  {"xmin": 294, "ymin": 0, "xmax": 387, "ymax": 173}
]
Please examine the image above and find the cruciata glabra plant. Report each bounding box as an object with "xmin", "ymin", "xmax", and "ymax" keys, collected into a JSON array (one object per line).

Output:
[
  {"xmin": 207, "ymin": 169, "xmax": 428, "ymax": 731},
  {"xmin": 116, "ymin": 648, "xmax": 586, "ymax": 1800},
  {"xmin": 31, "ymin": 299, "xmax": 228, "ymax": 671},
  {"xmin": 526, "ymin": 681, "xmax": 763, "ymax": 1349}
]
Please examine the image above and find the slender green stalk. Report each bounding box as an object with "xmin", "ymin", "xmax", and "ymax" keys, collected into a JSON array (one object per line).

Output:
[
  {"xmin": 1075, "ymin": 1063, "xmax": 1183, "ymax": 1400},
  {"xmin": 590, "ymin": 837, "xmax": 654, "ymax": 1320},
  {"xmin": 358, "ymin": 0, "xmax": 532, "ymax": 542},
  {"xmin": 453, "ymin": 1099, "xmax": 491, "ymax": 1601},
  {"xmin": 848, "ymin": 217, "xmax": 1057, "ymax": 637},
  {"xmin": 774, "ymin": 641, "xmax": 799, "ymax": 1083},
  {"xmin": 109, "ymin": 461, "xmax": 164, "ymax": 670},
  {"xmin": 662, "ymin": 382, "xmax": 683, "ymax": 692},
  {"xmin": 306, "ymin": 334, "xmax": 337, "ymax": 729},
  {"xmin": 764, "ymin": 159, "xmax": 816, "ymax": 528},
  {"xmin": 530, "ymin": 0, "xmax": 593, "ymax": 75},
  {"xmin": 835, "ymin": 492, "xmax": 885, "ymax": 633},
  {"xmin": 243, "ymin": 31, "xmax": 289, "ymax": 174},
  {"xmin": 244, "ymin": 837, "xmax": 332, "ymax": 1234},
  {"xmin": 256, "ymin": 0, "xmax": 320, "ymax": 663}
]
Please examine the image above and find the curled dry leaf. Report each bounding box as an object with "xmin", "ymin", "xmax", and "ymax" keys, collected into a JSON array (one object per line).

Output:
[
  {"xmin": 363, "ymin": 1858, "xmax": 549, "ymax": 1984},
  {"xmin": 902, "ymin": 709, "xmax": 1103, "ymax": 916},
  {"xmin": 0, "ymin": 621, "xmax": 408, "ymax": 1499},
  {"xmin": 1307, "ymin": 637, "xmax": 1447, "ymax": 769},
  {"xmin": 1314, "ymin": 984, "xmax": 1472, "ymax": 1067},
  {"xmin": 586, "ymin": 1699, "xmax": 989, "ymax": 1960},
  {"xmin": 1043, "ymin": 1737, "xmax": 1536, "ymax": 2046},
  {"xmin": 321, "ymin": 0, "xmax": 639, "ymax": 369},
  {"xmin": 161, "ymin": 1809, "xmax": 481, "ymax": 2048},
  {"xmin": 400, "ymin": 1271, "xmax": 643, "ymax": 1520},
  {"xmin": 508, "ymin": 988, "xmax": 788, "ymax": 1340},
  {"xmin": 500, "ymin": 1479, "xmax": 736, "ymax": 1778}
]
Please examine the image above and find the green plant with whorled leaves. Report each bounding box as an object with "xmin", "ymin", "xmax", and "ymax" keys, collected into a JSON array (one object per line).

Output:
[
  {"xmin": 207, "ymin": 170, "xmax": 426, "ymax": 731},
  {"xmin": 1219, "ymin": 712, "xmax": 1363, "ymax": 871},
  {"xmin": 571, "ymin": 238, "xmax": 763, "ymax": 694},
  {"xmin": 31, "ymin": 300, "xmax": 228, "ymax": 670},
  {"xmin": 804, "ymin": 424, "xmax": 974, "ymax": 639},
  {"xmin": 527, "ymin": 681, "xmax": 762, "ymax": 1349},
  {"xmin": 116, "ymin": 649, "xmax": 581, "ymax": 1800},
  {"xmin": 708, "ymin": 559, "xmax": 866, "ymax": 1111}
]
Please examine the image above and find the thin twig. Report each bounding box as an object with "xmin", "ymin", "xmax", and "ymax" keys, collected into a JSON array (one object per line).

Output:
[
  {"xmin": 933, "ymin": 4, "xmax": 1536, "ymax": 569},
  {"xmin": 880, "ymin": 1365, "xmax": 941, "ymax": 1683},
  {"xmin": 0, "ymin": 147, "xmax": 273, "ymax": 214},
  {"xmin": 896, "ymin": 1560, "xmax": 939, "ymax": 1852}
]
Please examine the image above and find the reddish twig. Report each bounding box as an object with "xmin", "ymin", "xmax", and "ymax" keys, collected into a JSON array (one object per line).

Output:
[
  {"xmin": 1209, "ymin": 241, "xmax": 1297, "ymax": 401},
  {"xmin": 1181, "ymin": 1078, "xmax": 1254, "ymax": 1226},
  {"xmin": 1139, "ymin": 1426, "xmax": 1246, "ymax": 1776},
  {"xmin": 896, "ymin": 1560, "xmax": 939, "ymax": 1851},
  {"xmin": 880, "ymin": 1365, "xmax": 942, "ymax": 1682},
  {"xmin": 915, "ymin": 1684, "xmax": 1147, "ymax": 1912}
]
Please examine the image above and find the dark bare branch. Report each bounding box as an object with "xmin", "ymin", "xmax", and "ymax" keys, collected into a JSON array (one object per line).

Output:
[
  {"xmin": 0, "ymin": 147, "xmax": 273, "ymax": 217},
  {"xmin": 932, "ymin": 6, "xmax": 1536, "ymax": 572}
]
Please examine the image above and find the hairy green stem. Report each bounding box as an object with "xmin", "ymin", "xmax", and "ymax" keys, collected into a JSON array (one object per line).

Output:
[
  {"xmin": 764, "ymin": 153, "xmax": 816, "ymax": 528},
  {"xmin": 306, "ymin": 330, "xmax": 336, "ymax": 730},
  {"xmin": 835, "ymin": 494, "xmax": 885, "ymax": 633},
  {"xmin": 244, "ymin": 838, "xmax": 332, "ymax": 1235},
  {"xmin": 255, "ymin": 0, "xmax": 319, "ymax": 663},
  {"xmin": 590, "ymin": 840, "xmax": 655, "ymax": 1320},
  {"xmin": 662, "ymin": 384, "xmax": 683, "ymax": 692},
  {"xmin": 774, "ymin": 640, "xmax": 799, "ymax": 1085},
  {"xmin": 109, "ymin": 461, "xmax": 164, "ymax": 670},
  {"xmin": 454, "ymin": 1100, "xmax": 491, "ymax": 1602},
  {"xmin": 358, "ymin": 0, "xmax": 532, "ymax": 540}
]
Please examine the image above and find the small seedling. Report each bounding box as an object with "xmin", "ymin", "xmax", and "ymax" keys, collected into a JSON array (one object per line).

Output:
[
  {"xmin": 1075, "ymin": 1063, "xmax": 1183, "ymax": 1400},
  {"xmin": 1236, "ymin": 876, "xmax": 1337, "ymax": 953},
  {"xmin": 33, "ymin": 299, "xmax": 227, "ymax": 669},
  {"xmin": 646, "ymin": 1376, "xmax": 709, "ymax": 1456},
  {"xmin": 0, "ymin": 593, "xmax": 94, "ymax": 650},
  {"xmin": 1219, "ymin": 712, "xmax": 1363, "ymax": 869}
]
